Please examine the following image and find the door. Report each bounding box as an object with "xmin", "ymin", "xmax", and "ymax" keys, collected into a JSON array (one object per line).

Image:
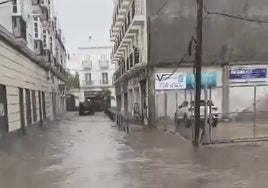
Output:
[
  {"xmin": 42, "ymin": 92, "xmax": 46, "ymax": 119},
  {"xmin": 0, "ymin": 85, "xmax": 8, "ymax": 136},
  {"xmin": 25, "ymin": 89, "xmax": 32, "ymax": 126},
  {"xmin": 124, "ymin": 93, "xmax": 128, "ymax": 116},
  {"xmin": 38, "ymin": 91, "xmax": 43, "ymax": 126},
  {"xmin": 19, "ymin": 88, "xmax": 25, "ymax": 134},
  {"xmin": 140, "ymin": 80, "xmax": 146, "ymax": 122},
  {"xmin": 52, "ymin": 93, "xmax": 57, "ymax": 116},
  {"xmin": 32, "ymin": 90, "xmax": 37, "ymax": 122}
]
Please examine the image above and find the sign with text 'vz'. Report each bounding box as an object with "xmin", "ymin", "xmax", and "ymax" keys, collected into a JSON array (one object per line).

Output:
[{"xmin": 155, "ymin": 73, "xmax": 186, "ymax": 90}]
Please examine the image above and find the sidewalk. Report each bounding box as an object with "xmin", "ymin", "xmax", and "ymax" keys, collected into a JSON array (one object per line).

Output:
[{"xmin": 157, "ymin": 120, "xmax": 268, "ymax": 143}]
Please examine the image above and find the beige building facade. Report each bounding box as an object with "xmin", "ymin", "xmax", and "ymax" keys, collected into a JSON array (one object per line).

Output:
[{"xmin": 0, "ymin": 26, "xmax": 65, "ymax": 136}]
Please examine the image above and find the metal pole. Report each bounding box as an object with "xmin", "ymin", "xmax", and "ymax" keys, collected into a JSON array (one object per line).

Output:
[
  {"xmin": 209, "ymin": 87, "xmax": 212, "ymax": 142},
  {"xmin": 156, "ymin": 94, "xmax": 159, "ymax": 119},
  {"xmin": 193, "ymin": 0, "xmax": 203, "ymax": 146},
  {"xmin": 253, "ymin": 85, "xmax": 257, "ymax": 138},
  {"xmin": 203, "ymin": 80, "xmax": 209, "ymax": 144},
  {"xmin": 176, "ymin": 92, "xmax": 178, "ymax": 113},
  {"xmin": 164, "ymin": 91, "xmax": 167, "ymax": 117}
]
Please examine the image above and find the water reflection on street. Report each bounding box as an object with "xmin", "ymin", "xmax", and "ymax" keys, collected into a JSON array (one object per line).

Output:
[{"xmin": 0, "ymin": 112, "xmax": 268, "ymax": 188}]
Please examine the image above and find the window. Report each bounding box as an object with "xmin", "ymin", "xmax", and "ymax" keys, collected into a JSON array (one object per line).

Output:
[
  {"xmin": 99, "ymin": 54, "xmax": 109, "ymax": 69},
  {"xmin": 102, "ymin": 72, "xmax": 108, "ymax": 85},
  {"xmin": 33, "ymin": 16, "xmax": 40, "ymax": 39},
  {"xmin": 50, "ymin": 36, "xmax": 53, "ymax": 51},
  {"xmin": 43, "ymin": 29, "xmax": 47, "ymax": 48},
  {"xmin": 85, "ymin": 73, "xmax": 92, "ymax": 85},
  {"xmin": 12, "ymin": 0, "xmax": 17, "ymax": 13}
]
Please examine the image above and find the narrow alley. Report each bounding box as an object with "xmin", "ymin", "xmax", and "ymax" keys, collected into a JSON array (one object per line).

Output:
[{"xmin": 0, "ymin": 113, "xmax": 268, "ymax": 188}]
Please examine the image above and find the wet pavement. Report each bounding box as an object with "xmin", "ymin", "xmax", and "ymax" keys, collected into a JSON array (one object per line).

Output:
[{"xmin": 1, "ymin": 113, "xmax": 268, "ymax": 187}]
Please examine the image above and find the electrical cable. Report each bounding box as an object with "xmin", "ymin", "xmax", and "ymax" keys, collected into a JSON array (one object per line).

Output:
[{"xmin": 204, "ymin": 8, "xmax": 268, "ymax": 24}]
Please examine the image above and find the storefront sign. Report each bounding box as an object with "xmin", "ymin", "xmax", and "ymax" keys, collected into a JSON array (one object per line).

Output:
[
  {"xmin": 229, "ymin": 68, "xmax": 267, "ymax": 83},
  {"xmin": 155, "ymin": 73, "xmax": 186, "ymax": 90}
]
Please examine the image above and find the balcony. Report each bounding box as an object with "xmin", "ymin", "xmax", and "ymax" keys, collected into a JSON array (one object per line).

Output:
[
  {"xmin": 111, "ymin": 0, "xmax": 144, "ymax": 61},
  {"xmin": 81, "ymin": 80, "xmax": 110, "ymax": 88},
  {"xmin": 112, "ymin": 48, "xmax": 141, "ymax": 83},
  {"xmin": 12, "ymin": 16, "xmax": 27, "ymax": 41},
  {"xmin": 40, "ymin": 6, "xmax": 49, "ymax": 21},
  {"xmin": 110, "ymin": 0, "xmax": 143, "ymax": 41},
  {"xmin": 99, "ymin": 60, "xmax": 109, "ymax": 69},
  {"xmin": 34, "ymin": 39, "xmax": 44, "ymax": 56},
  {"xmin": 43, "ymin": 49, "xmax": 52, "ymax": 63},
  {"xmin": 82, "ymin": 60, "xmax": 92, "ymax": 70},
  {"xmin": 111, "ymin": 0, "xmax": 131, "ymax": 29},
  {"xmin": 82, "ymin": 80, "xmax": 94, "ymax": 86}
]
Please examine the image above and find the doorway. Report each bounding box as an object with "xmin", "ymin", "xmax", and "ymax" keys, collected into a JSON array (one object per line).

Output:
[
  {"xmin": 38, "ymin": 91, "xmax": 43, "ymax": 125},
  {"xmin": 42, "ymin": 92, "xmax": 46, "ymax": 119},
  {"xmin": 32, "ymin": 90, "xmax": 37, "ymax": 122},
  {"xmin": 25, "ymin": 89, "xmax": 32, "ymax": 126},
  {"xmin": 0, "ymin": 85, "xmax": 8, "ymax": 136},
  {"xmin": 124, "ymin": 93, "xmax": 128, "ymax": 116},
  {"xmin": 52, "ymin": 93, "xmax": 57, "ymax": 116},
  {"xmin": 19, "ymin": 88, "xmax": 25, "ymax": 134},
  {"xmin": 140, "ymin": 80, "xmax": 147, "ymax": 122}
]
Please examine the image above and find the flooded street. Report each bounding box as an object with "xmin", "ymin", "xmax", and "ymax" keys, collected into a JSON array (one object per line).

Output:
[{"xmin": 0, "ymin": 113, "xmax": 268, "ymax": 188}]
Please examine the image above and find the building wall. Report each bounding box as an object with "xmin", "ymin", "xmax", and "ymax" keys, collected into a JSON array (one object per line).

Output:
[
  {"xmin": 0, "ymin": 3, "xmax": 12, "ymax": 32},
  {"xmin": 78, "ymin": 47, "xmax": 115, "ymax": 87},
  {"xmin": 0, "ymin": 38, "xmax": 62, "ymax": 133},
  {"xmin": 147, "ymin": 0, "xmax": 268, "ymax": 65},
  {"xmin": 155, "ymin": 64, "xmax": 268, "ymax": 119}
]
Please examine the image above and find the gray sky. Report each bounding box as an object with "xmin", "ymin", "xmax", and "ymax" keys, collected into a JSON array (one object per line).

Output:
[{"xmin": 54, "ymin": 0, "xmax": 114, "ymax": 53}]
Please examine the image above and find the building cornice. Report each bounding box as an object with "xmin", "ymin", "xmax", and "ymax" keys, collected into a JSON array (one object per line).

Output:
[{"xmin": 78, "ymin": 46, "xmax": 113, "ymax": 50}]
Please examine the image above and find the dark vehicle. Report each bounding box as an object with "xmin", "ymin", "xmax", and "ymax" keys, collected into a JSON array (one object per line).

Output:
[{"xmin": 79, "ymin": 100, "xmax": 95, "ymax": 116}]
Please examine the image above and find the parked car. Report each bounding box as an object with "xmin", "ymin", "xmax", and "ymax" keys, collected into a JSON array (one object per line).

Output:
[
  {"xmin": 79, "ymin": 100, "xmax": 95, "ymax": 116},
  {"xmin": 174, "ymin": 100, "xmax": 218, "ymax": 128}
]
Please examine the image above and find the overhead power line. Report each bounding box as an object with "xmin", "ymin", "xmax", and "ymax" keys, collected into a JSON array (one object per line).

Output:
[
  {"xmin": 156, "ymin": 35, "xmax": 196, "ymax": 81},
  {"xmin": 151, "ymin": 0, "xmax": 168, "ymax": 17},
  {"xmin": 0, "ymin": 0, "xmax": 12, "ymax": 5},
  {"xmin": 205, "ymin": 9, "xmax": 268, "ymax": 24}
]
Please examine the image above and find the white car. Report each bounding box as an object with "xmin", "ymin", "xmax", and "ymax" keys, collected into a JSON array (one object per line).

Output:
[{"xmin": 174, "ymin": 100, "xmax": 218, "ymax": 128}]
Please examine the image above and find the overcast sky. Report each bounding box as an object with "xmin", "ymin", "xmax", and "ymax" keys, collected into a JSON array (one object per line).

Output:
[{"xmin": 54, "ymin": 0, "xmax": 114, "ymax": 54}]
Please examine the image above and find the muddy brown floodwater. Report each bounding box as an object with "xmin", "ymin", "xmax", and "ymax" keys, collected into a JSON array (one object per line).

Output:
[{"xmin": 0, "ymin": 112, "xmax": 268, "ymax": 188}]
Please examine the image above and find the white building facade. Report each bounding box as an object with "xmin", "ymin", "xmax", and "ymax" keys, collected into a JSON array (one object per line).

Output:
[
  {"xmin": 110, "ymin": 0, "xmax": 148, "ymax": 123},
  {"xmin": 76, "ymin": 46, "xmax": 116, "ymax": 106}
]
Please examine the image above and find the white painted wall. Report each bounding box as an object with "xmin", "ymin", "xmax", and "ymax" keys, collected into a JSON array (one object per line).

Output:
[
  {"xmin": 78, "ymin": 46, "xmax": 115, "ymax": 87},
  {"xmin": 0, "ymin": 3, "xmax": 12, "ymax": 32}
]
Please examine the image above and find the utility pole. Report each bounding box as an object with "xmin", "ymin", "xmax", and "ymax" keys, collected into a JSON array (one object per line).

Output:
[{"xmin": 193, "ymin": 0, "xmax": 203, "ymax": 146}]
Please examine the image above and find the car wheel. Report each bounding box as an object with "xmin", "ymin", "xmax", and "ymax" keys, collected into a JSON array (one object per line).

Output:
[
  {"xmin": 184, "ymin": 115, "xmax": 191, "ymax": 128},
  {"xmin": 212, "ymin": 119, "xmax": 218, "ymax": 127}
]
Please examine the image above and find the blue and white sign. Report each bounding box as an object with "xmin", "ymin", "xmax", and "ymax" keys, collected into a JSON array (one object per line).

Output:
[
  {"xmin": 155, "ymin": 73, "xmax": 186, "ymax": 90},
  {"xmin": 229, "ymin": 68, "xmax": 267, "ymax": 83}
]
